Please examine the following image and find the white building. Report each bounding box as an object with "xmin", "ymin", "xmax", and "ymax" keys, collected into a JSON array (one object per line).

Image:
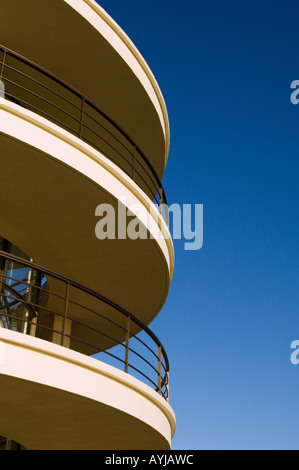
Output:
[{"xmin": 0, "ymin": 0, "xmax": 176, "ymax": 450}]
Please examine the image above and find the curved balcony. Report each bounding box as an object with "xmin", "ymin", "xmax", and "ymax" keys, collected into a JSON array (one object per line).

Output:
[
  {"xmin": 0, "ymin": 0, "xmax": 170, "ymax": 178},
  {"xmin": 0, "ymin": 45, "xmax": 167, "ymax": 210},
  {"xmin": 0, "ymin": 250, "xmax": 169, "ymax": 401},
  {"xmin": 0, "ymin": 104, "xmax": 174, "ymax": 330}
]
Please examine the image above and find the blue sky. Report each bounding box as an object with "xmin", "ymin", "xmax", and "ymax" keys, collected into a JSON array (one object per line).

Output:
[{"xmin": 97, "ymin": 0, "xmax": 299, "ymax": 450}]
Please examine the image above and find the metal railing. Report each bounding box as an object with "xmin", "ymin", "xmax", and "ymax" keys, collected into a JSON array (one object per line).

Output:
[
  {"xmin": 0, "ymin": 251, "xmax": 169, "ymax": 400},
  {"xmin": 0, "ymin": 45, "xmax": 167, "ymax": 211}
]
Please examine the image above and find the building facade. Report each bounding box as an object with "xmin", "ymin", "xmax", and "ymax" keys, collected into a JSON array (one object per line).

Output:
[{"xmin": 0, "ymin": 0, "xmax": 175, "ymax": 450}]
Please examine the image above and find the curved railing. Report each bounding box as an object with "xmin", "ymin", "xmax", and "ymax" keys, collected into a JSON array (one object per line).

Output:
[
  {"xmin": 0, "ymin": 251, "xmax": 169, "ymax": 400},
  {"xmin": 0, "ymin": 45, "xmax": 167, "ymax": 210}
]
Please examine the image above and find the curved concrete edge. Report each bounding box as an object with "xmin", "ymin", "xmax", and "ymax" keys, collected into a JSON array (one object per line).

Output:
[
  {"xmin": 0, "ymin": 328, "xmax": 176, "ymax": 444},
  {"xmin": 0, "ymin": 99, "xmax": 174, "ymax": 282},
  {"xmin": 63, "ymin": 0, "xmax": 170, "ymax": 167}
]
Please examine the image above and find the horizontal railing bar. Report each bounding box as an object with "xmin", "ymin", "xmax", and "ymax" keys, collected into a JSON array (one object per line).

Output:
[
  {"xmin": 0, "ymin": 273, "xmax": 74, "ymax": 303},
  {"xmin": 3, "ymin": 82, "xmax": 161, "ymax": 202},
  {"xmin": 82, "ymin": 109, "xmax": 164, "ymax": 195},
  {"xmin": 0, "ymin": 251, "xmax": 169, "ymax": 372},
  {"xmin": 3, "ymin": 91, "xmax": 79, "ymax": 136},
  {"xmin": 81, "ymin": 114, "xmax": 162, "ymax": 197},
  {"xmin": 0, "ymin": 274, "xmax": 167, "ymax": 370},
  {"xmin": 0, "ymin": 285, "xmax": 37, "ymax": 318},
  {"xmin": 0, "ymin": 312, "xmax": 130, "ymax": 372},
  {"xmin": 1, "ymin": 290, "xmax": 165, "ymax": 375},
  {"xmin": 0, "ymin": 292, "xmax": 64, "ymax": 319},
  {"xmin": 0, "ymin": 311, "xmax": 71, "ymax": 339},
  {"xmin": 0, "ymin": 44, "xmax": 167, "ymax": 207},
  {"xmin": 130, "ymin": 339, "xmax": 167, "ymax": 373},
  {"xmin": 65, "ymin": 298, "xmax": 128, "ymax": 333},
  {"xmin": 0, "ymin": 291, "xmax": 128, "ymax": 349},
  {"xmin": 130, "ymin": 334, "xmax": 161, "ymax": 363},
  {"xmin": 81, "ymin": 122, "xmax": 133, "ymax": 166},
  {"xmin": 0, "ymin": 311, "xmax": 162, "ymax": 391},
  {"xmin": 133, "ymin": 156, "xmax": 160, "ymax": 191},
  {"xmin": 4, "ymin": 277, "xmax": 29, "ymax": 289},
  {"xmin": 5, "ymin": 287, "xmax": 165, "ymax": 376},
  {"xmin": 0, "ymin": 307, "xmax": 166, "ymax": 394},
  {"xmin": 127, "ymin": 346, "xmax": 160, "ymax": 376},
  {"xmin": 125, "ymin": 362, "xmax": 158, "ymax": 389},
  {"xmin": 2, "ymin": 77, "xmax": 82, "ymax": 125},
  {"xmin": 0, "ymin": 62, "xmax": 82, "ymax": 112},
  {"xmin": 82, "ymin": 107, "xmax": 135, "ymax": 157},
  {"xmin": 2, "ymin": 48, "xmax": 83, "ymax": 100},
  {"xmin": 59, "ymin": 313, "xmax": 127, "ymax": 348}
]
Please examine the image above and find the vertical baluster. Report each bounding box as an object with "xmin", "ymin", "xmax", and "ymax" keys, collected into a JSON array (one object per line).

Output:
[
  {"xmin": 23, "ymin": 263, "xmax": 34, "ymax": 335},
  {"xmin": 132, "ymin": 146, "xmax": 136, "ymax": 182},
  {"xmin": 166, "ymin": 371, "xmax": 169, "ymax": 402},
  {"xmin": 159, "ymin": 188, "xmax": 163, "ymax": 214},
  {"xmin": 79, "ymin": 97, "xmax": 85, "ymax": 138},
  {"xmin": 0, "ymin": 50, "xmax": 6, "ymax": 98},
  {"xmin": 29, "ymin": 271, "xmax": 42, "ymax": 338},
  {"xmin": 51, "ymin": 282, "xmax": 71, "ymax": 348},
  {"xmin": 125, "ymin": 315, "xmax": 130, "ymax": 373},
  {"xmin": 158, "ymin": 345, "xmax": 162, "ymax": 395},
  {"xmin": 63, "ymin": 281, "xmax": 70, "ymax": 347}
]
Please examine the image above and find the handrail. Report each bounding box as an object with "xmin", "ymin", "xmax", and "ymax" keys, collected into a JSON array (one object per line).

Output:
[
  {"xmin": 0, "ymin": 281, "xmax": 37, "ymax": 319},
  {"xmin": 0, "ymin": 250, "xmax": 169, "ymax": 400},
  {"xmin": 0, "ymin": 45, "xmax": 167, "ymax": 210}
]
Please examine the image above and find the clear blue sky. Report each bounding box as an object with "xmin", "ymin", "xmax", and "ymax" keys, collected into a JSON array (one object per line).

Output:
[{"xmin": 97, "ymin": 0, "xmax": 299, "ymax": 450}]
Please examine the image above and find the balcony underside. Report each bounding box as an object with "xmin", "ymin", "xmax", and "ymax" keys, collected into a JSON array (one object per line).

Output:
[
  {"xmin": 0, "ymin": 101, "xmax": 174, "ymax": 345},
  {"xmin": 0, "ymin": 0, "xmax": 169, "ymax": 180}
]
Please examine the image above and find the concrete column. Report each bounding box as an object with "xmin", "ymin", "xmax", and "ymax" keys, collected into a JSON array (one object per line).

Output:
[
  {"xmin": 52, "ymin": 315, "xmax": 72, "ymax": 348},
  {"xmin": 0, "ymin": 81, "xmax": 5, "ymax": 98}
]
